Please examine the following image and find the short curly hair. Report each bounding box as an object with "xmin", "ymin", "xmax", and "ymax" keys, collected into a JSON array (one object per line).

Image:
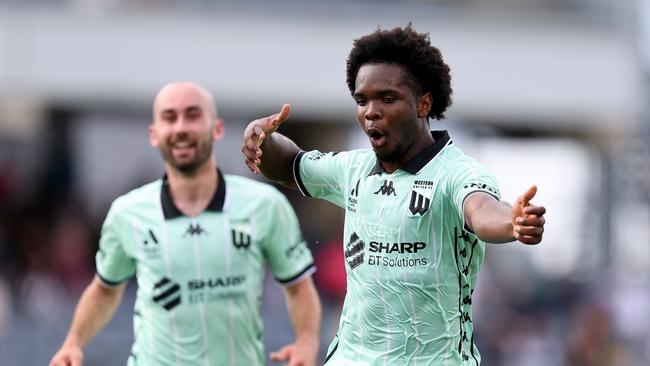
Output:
[{"xmin": 346, "ymin": 24, "xmax": 453, "ymax": 120}]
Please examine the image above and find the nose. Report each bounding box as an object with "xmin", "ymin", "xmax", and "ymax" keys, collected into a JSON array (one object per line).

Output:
[
  {"xmin": 364, "ymin": 100, "xmax": 381, "ymax": 121},
  {"xmin": 173, "ymin": 115, "xmax": 190, "ymax": 132}
]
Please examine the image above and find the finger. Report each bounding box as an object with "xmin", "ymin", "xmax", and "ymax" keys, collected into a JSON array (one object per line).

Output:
[
  {"xmin": 521, "ymin": 185, "xmax": 537, "ymax": 205},
  {"xmin": 244, "ymin": 158, "xmax": 261, "ymax": 175},
  {"xmin": 517, "ymin": 235, "xmax": 542, "ymax": 245},
  {"xmin": 252, "ymin": 125, "xmax": 266, "ymax": 146},
  {"xmin": 514, "ymin": 225, "xmax": 544, "ymax": 237},
  {"xmin": 524, "ymin": 205, "xmax": 546, "ymax": 216},
  {"xmin": 270, "ymin": 104, "xmax": 292, "ymax": 129},
  {"xmin": 270, "ymin": 347, "xmax": 291, "ymax": 361},
  {"xmin": 242, "ymin": 144, "xmax": 261, "ymax": 161},
  {"xmin": 515, "ymin": 216, "xmax": 545, "ymax": 227}
]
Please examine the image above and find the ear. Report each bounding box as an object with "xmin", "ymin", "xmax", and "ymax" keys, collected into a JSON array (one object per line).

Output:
[
  {"xmin": 417, "ymin": 92, "xmax": 433, "ymax": 118},
  {"xmin": 212, "ymin": 118, "xmax": 225, "ymax": 141},
  {"xmin": 149, "ymin": 123, "xmax": 159, "ymax": 147}
]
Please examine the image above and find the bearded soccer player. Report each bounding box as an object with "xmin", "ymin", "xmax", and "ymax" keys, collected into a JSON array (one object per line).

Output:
[
  {"xmin": 242, "ymin": 25, "xmax": 546, "ymax": 365},
  {"xmin": 50, "ymin": 82, "xmax": 320, "ymax": 366}
]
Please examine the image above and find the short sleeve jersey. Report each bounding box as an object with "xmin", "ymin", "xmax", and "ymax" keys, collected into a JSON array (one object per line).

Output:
[
  {"xmin": 96, "ymin": 170, "xmax": 314, "ymax": 366},
  {"xmin": 294, "ymin": 131, "xmax": 500, "ymax": 365}
]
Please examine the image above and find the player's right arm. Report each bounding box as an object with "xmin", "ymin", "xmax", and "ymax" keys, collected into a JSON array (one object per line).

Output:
[
  {"xmin": 49, "ymin": 277, "xmax": 126, "ymax": 366},
  {"xmin": 242, "ymin": 104, "xmax": 301, "ymax": 189}
]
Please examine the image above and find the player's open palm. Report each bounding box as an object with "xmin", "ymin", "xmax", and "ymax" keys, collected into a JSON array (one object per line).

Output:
[
  {"xmin": 49, "ymin": 346, "xmax": 83, "ymax": 366},
  {"xmin": 270, "ymin": 341, "xmax": 317, "ymax": 366},
  {"xmin": 511, "ymin": 185, "xmax": 546, "ymax": 245},
  {"xmin": 242, "ymin": 104, "xmax": 291, "ymax": 174}
]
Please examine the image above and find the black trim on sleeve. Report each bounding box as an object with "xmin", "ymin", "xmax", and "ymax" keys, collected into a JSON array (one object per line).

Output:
[
  {"xmin": 293, "ymin": 151, "xmax": 311, "ymax": 197},
  {"xmin": 275, "ymin": 263, "xmax": 315, "ymax": 285},
  {"xmin": 323, "ymin": 340, "xmax": 339, "ymax": 364},
  {"xmin": 96, "ymin": 272, "xmax": 131, "ymax": 287},
  {"xmin": 461, "ymin": 190, "xmax": 501, "ymax": 234}
]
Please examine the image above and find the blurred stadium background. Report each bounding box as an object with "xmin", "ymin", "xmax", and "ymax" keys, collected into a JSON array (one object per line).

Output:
[{"xmin": 0, "ymin": 0, "xmax": 649, "ymax": 364}]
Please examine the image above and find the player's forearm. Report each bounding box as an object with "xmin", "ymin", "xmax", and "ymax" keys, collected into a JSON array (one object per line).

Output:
[
  {"xmin": 284, "ymin": 278, "xmax": 321, "ymax": 349},
  {"xmin": 259, "ymin": 132, "xmax": 301, "ymax": 189},
  {"xmin": 466, "ymin": 200, "xmax": 515, "ymax": 243},
  {"xmin": 62, "ymin": 277, "xmax": 125, "ymax": 349}
]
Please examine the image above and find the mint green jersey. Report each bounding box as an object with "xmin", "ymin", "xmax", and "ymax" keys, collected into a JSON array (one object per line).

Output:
[
  {"xmin": 294, "ymin": 131, "xmax": 500, "ymax": 365},
  {"xmin": 96, "ymin": 169, "xmax": 314, "ymax": 366}
]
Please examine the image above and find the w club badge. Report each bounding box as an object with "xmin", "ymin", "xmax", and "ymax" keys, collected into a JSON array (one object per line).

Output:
[
  {"xmin": 231, "ymin": 229, "xmax": 251, "ymax": 250},
  {"xmin": 409, "ymin": 180, "xmax": 434, "ymax": 215}
]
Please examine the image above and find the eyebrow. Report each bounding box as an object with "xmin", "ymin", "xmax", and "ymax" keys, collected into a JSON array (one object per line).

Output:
[
  {"xmin": 185, "ymin": 106, "xmax": 201, "ymax": 114},
  {"xmin": 353, "ymin": 89, "xmax": 401, "ymax": 98}
]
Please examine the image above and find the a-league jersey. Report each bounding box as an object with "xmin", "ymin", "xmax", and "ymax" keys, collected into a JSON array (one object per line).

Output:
[
  {"xmin": 95, "ymin": 169, "xmax": 315, "ymax": 366},
  {"xmin": 294, "ymin": 131, "xmax": 500, "ymax": 365}
]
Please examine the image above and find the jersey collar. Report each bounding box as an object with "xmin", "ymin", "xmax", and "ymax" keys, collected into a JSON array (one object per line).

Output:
[
  {"xmin": 160, "ymin": 168, "xmax": 226, "ymax": 220},
  {"xmin": 367, "ymin": 130, "xmax": 451, "ymax": 176}
]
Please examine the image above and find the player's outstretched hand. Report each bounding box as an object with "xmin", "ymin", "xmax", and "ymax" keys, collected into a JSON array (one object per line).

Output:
[
  {"xmin": 242, "ymin": 104, "xmax": 292, "ymax": 174},
  {"xmin": 269, "ymin": 340, "xmax": 317, "ymax": 366},
  {"xmin": 49, "ymin": 346, "xmax": 83, "ymax": 366},
  {"xmin": 511, "ymin": 185, "xmax": 546, "ymax": 245}
]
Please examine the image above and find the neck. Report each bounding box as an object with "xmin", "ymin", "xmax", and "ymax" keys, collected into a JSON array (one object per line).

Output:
[
  {"xmin": 381, "ymin": 128, "xmax": 434, "ymax": 174},
  {"xmin": 166, "ymin": 159, "xmax": 218, "ymax": 217}
]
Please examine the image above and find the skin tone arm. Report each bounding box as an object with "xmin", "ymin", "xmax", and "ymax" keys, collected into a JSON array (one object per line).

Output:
[
  {"xmin": 49, "ymin": 276, "xmax": 126, "ymax": 366},
  {"xmin": 242, "ymin": 104, "xmax": 301, "ymax": 189},
  {"xmin": 270, "ymin": 277, "xmax": 321, "ymax": 366},
  {"xmin": 464, "ymin": 185, "xmax": 546, "ymax": 244}
]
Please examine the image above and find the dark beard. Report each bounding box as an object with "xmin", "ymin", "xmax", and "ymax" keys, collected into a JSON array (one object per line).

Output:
[
  {"xmin": 374, "ymin": 143, "xmax": 406, "ymax": 163},
  {"xmin": 160, "ymin": 139, "xmax": 213, "ymax": 175}
]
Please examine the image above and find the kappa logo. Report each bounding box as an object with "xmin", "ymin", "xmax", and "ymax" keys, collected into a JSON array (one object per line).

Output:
[
  {"xmin": 374, "ymin": 180, "xmax": 397, "ymax": 196},
  {"xmin": 231, "ymin": 229, "xmax": 251, "ymax": 250},
  {"xmin": 153, "ymin": 277, "xmax": 181, "ymax": 311},
  {"xmin": 344, "ymin": 232, "xmax": 365, "ymax": 269},
  {"xmin": 184, "ymin": 223, "xmax": 207, "ymax": 237}
]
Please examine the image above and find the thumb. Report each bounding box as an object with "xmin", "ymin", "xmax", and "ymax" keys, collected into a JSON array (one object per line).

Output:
[
  {"xmin": 269, "ymin": 104, "xmax": 292, "ymax": 131},
  {"xmin": 521, "ymin": 185, "xmax": 537, "ymax": 206},
  {"xmin": 270, "ymin": 345, "xmax": 291, "ymax": 361}
]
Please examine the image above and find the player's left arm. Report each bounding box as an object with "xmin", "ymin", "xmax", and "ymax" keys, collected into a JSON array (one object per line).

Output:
[
  {"xmin": 464, "ymin": 185, "xmax": 546, "ymax": 244},
  {"xmin": 270, "ymin": 277, "xmax": 321, "ymax": 366}
]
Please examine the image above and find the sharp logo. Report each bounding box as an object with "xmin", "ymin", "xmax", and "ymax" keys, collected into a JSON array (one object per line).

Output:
[
  {"xmin": 153, "ymin": 277, "xmax": 181, "ymax": 311},
  {"xmin": 374, "ymin": 180, "xmax": 397, "ymax": 196},
  {"xmin": 188, "ymin": 275, "xmax": 246, "ymax": 290},
  {"xmin": 184, "ymin": 223, "xmax": 207, "ymax": 237},
  {"xmin": 231, "ymin": 229, "xmax": 251, "ymax": 250},
  {"xmin": 369, "ymin": 241, "xmax": 427, "ymax": 253},
  {"xmin": 344, "ymin": 232, "xmax": 365, "ymax": 269},
  {"xmin": 409, "ymin": 191, "xmax": 431, "ymax": 215}
]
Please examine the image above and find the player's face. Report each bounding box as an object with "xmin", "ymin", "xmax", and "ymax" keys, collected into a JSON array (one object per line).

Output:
[
  {"xmin": 150, "ymin": 85, "xmax": 222, "ymax": 174},
  {"xmin": 353, "ymin": 63, "xmax": 431, "ymax": 165}
]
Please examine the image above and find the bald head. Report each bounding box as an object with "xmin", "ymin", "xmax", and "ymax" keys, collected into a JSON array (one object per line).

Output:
[{"xmin": 153, "ymin": 82, "xmax": 218, "ymax": 120}]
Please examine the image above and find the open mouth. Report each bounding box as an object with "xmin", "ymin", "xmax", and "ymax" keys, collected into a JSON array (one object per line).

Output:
[
  {"xmin": 367, "ymin": 128, "xmax": 386, "ymax": 148},
  {"xmin": 172, "ymin": 140, "xmax": 195, "ymax": 154}
]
